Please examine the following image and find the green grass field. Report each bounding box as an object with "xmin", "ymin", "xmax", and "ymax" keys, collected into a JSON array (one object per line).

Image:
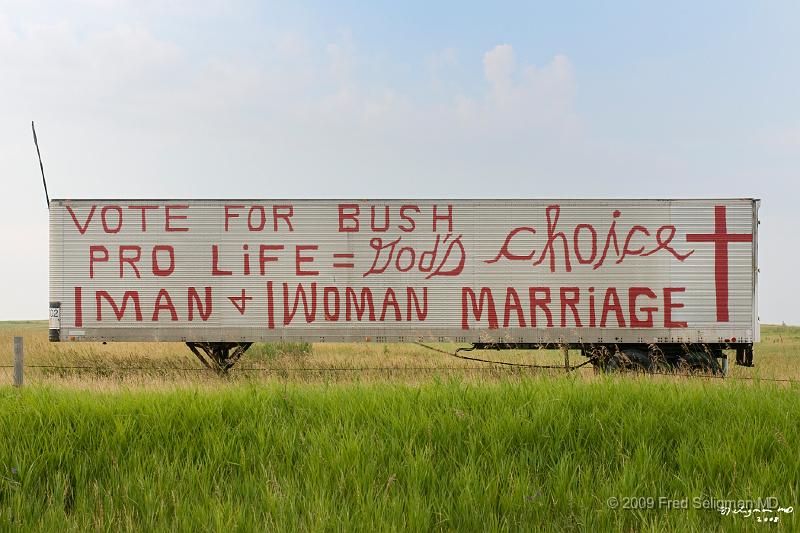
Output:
[
  {"xmin": 0, "ymin": 323, "xmax": 798, "ymax": 531},
  {"xmin": 1, "ymin": 380, "xmax": 798, "ymax": 531}
]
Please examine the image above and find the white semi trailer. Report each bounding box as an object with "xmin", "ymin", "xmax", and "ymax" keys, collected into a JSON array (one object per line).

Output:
[{"xmin": 49, "ymin": 198, "xmax": 759, "ymax": 372}]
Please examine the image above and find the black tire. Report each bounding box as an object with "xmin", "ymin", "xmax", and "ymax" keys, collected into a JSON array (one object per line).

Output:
[
  {"xmin": 675, "ymin": 351, "xmax": 723, "ymax": 375},
  {"xmin": 598, "ymin": 348, "xmax": 654, "ymax": 373}
]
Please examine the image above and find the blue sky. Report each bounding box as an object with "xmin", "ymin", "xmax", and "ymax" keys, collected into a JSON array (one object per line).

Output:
[{"xmin": 1, "ymin": 0, "xmax": 798, "ymax": 322}]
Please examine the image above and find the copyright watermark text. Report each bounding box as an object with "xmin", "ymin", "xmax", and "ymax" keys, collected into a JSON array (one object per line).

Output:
[{"xmin": 606, "ymin": 496, "xmax": 793, "ymax": 522}]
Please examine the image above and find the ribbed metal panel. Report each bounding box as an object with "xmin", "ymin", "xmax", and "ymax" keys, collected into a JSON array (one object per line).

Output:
[{"xmin": 49, "ymin": 199, "xmax": 759, "ymax": 344}]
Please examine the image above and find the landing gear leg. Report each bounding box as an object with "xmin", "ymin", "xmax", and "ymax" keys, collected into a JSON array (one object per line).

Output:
[
  {"xmin": 735, "ymin": 345, "xmax": 754, "ymax": 367},
  {"xmin": 186, "ymin": 342, "xmax": 253, "ymax": 374}
]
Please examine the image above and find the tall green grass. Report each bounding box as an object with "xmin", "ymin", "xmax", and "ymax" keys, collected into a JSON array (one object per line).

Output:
[{"xmin": 1, "ymin": 378, "xmax": 798, "ymax": 531}]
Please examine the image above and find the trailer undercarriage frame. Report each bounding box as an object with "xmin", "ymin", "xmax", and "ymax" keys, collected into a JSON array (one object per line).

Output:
[
  {"xmin": 183, "ymin": 340, "xmax": 754, "ymax": 374},
  {"xmin": 473, "ymin": 342, "xmax": 755, "ymax": 374}
]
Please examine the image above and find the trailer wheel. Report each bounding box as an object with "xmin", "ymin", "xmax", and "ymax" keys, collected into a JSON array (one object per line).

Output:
[
  {"xmin": 675, "ymin": 351, "xmax": 723, "ymax": 375},
  {"xmin": 598, "ymin": 348, "xmax": 654, "ymax": 373}
]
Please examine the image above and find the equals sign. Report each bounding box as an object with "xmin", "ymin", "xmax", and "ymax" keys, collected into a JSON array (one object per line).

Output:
[{"xmin": 333, "ymin": 252, "xmax": 355, "ymax": 268}]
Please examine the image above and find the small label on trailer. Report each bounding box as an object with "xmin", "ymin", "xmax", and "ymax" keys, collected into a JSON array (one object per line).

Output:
[{"xmin": 49, "ymin": 303, "xmax": 60, "ymax": 329}]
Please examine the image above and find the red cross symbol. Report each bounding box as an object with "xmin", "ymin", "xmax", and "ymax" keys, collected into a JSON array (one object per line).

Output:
[{"xmin": 686, "ymin": 205, "xmax": 752, "ymax": 322}]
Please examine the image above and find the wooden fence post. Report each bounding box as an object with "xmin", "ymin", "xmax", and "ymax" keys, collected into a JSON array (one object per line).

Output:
[
  {"xmin": 561, "ymin": 345, "xmax": 570, "ymax": 370},
  {"xmin": 13, "ymin": 336, "xmax": 23, "ymax": 387}
]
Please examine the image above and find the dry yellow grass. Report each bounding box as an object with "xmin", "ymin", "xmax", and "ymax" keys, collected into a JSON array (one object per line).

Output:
[{"xmin": 1, "ymin": 321, "xmax": 797, "ymax": 387}]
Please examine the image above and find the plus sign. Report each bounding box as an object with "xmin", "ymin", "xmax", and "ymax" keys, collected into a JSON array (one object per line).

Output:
[
  {"xmin": 686, "ymin": 205, "xmax": 752, "ymax": 322},
  {"xmin": 228, "ymin": 289, "xmax": 253, "ymax": 315}
]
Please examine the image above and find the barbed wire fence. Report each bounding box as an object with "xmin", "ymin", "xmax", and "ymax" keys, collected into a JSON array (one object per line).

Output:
[
  {"xmin": 2, "ymin": 366, "xmax": 797, "ymax": 382},
  {"xmin": 3, "ymin": 336, "xmax": 798, "ymax": 385}
]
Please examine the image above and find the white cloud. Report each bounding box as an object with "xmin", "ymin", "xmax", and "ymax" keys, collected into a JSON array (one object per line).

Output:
[
  {"xmin": 426, "ymin": 46, "xmax": 457, "ymax": 71},
  {"xmin": 275, "ymin": 31, "xmax": 311, "ymax": 60},
  {"xmin": 0, "ymin": 11, "xmax": 578, "ymax": 145},
  {"xmin": 483, "ymin": 43, "xmax": 517, "ymax": 95},
  {"xmin": 450, "ymin": 45, "xmax": 578, "ymax": 142},
  {"xmin": 426, "ymin": 46, "xmax": 458, "ymax": 90},
  {"xmin": 0, "ymin": 18, "xmax": 182, "ymax": 123}
]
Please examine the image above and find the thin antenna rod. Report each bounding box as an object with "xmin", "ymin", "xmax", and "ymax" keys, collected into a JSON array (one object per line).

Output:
[{"xmin": 31, "ymin": 121, "xmax": 50, "ymax": 209}]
